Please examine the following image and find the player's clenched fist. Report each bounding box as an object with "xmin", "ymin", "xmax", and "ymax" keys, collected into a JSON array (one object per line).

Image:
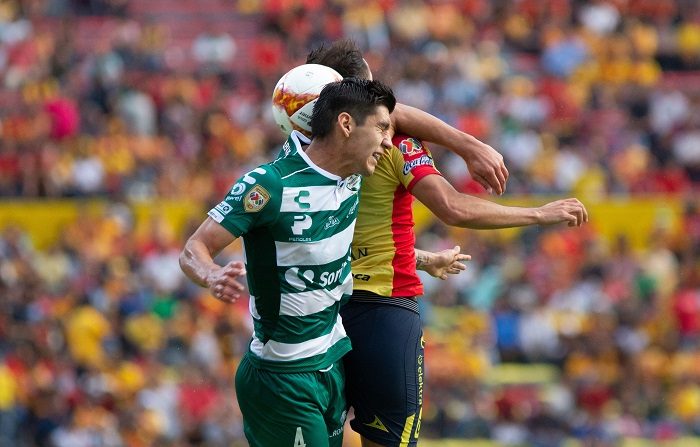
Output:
[
  {"xmin": 207, "ymin": 261, "xmax": 246, "ymax": 303},
  {"xmin": 536, "ymin": 198, "xmax": 589, "ymax": 227}
]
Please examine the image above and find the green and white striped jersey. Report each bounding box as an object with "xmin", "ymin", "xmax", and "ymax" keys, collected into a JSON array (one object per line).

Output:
[{"xmin": 208, "ymin": 131, "xmax": 361, "ymax": 372}]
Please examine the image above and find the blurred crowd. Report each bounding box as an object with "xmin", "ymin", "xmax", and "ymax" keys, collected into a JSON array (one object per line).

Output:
[
  {"xmin": 2, "ymin": 0, "xmax": 700, "ymax": 200},
  {"xmin": 2, "ymin": 0, "xmax": 700, "ymax": 445},
  {"xmin": 416, "ymin": 200, "xmax": 700, "ymax": 444}
]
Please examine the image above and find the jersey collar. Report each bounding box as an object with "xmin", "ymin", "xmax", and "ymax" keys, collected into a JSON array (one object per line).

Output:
[{"xmin": 290, "ymin": 131, "xmax": 342, "ymax": 181}]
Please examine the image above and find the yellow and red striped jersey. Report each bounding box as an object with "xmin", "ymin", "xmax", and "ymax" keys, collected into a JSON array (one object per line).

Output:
[{"xmin": 351, "ymin": 134, "xmax": 442, "ymax": 297}]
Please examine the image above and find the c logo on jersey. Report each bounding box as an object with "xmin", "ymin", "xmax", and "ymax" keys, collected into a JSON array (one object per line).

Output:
[
  {"xmin": 294, "ymin": 190, "xmax": 311, "ymax": 210},
  {"xmin": 398, "ymin": 137, "xmax": 423, "ymax": 156},
  {"xmin": 244, "ymin": 185, "xmax": 270, "ymax": 212}
]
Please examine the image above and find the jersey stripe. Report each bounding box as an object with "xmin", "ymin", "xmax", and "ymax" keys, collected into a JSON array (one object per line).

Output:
[
  {"xmin": 281, "ymin": 185, "xmax": 357, "ymax": 212},
  {"xmin": 391, "ymin": 182, "xmax": 420, "ymax": 295},
  {"xmin": 278, "ymin": 279, "xmax": 352, "ymax": 316},
  {"xmin": 250, "ymin": 315, "xmax": 347, "ymax": 362},
  {"xmin": 275, "ymin": 224, "xmax": 355, "ymax": 266}
]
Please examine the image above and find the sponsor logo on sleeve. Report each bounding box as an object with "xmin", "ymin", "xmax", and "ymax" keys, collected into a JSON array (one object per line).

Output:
[
  {"xmin": 230, "ymin": 183, "xmax": 246, "ymax": 196},
  {"xmin": 244, "ymin": 185, "xmax": 270, "ymax": 212},
  {"xmin": 208, "ymin": 208, "xmax": 225, "ymax": 223},
  {"xmin": 215, "ymin": 201, "xmax": 233, "ymax": 215},
  {"xmin": 208, "ymin": 200, "xmax": 234, "ymax": 222},
  {"xmin": 398, "ymin": 137, "xmax": 423, "ymax": 156},
  {"xmin": 403, "ymin": 155, "xmax": 434, "ymax": 175}
]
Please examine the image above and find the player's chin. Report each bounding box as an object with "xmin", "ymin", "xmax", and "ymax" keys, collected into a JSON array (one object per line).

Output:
[{"xmin": 363, "ymin": 158, "xmax": 378, "ymax": 176}]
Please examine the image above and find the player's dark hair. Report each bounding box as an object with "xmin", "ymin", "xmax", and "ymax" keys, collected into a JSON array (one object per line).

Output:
[
  {"xmin": 306, "ymin": 39, "xmax": 371, "ymax": 79},
  {"xmin": 310, "ymin": 78, "xmax": 396, "ymax": 138}
]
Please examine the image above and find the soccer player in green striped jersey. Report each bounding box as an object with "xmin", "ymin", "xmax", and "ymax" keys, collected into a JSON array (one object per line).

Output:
[{"xmin": 179, "ymin": 78, "xmax": 396, "ymax": 447}]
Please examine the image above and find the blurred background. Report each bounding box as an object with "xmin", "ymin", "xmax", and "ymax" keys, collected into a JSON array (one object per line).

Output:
[{"xmin": 1, "ymin": 0, "xmax": 700, "ymax": 446}]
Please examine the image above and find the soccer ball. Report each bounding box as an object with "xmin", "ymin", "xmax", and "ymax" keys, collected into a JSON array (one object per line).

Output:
[{"xmin": 271, "ymin": 63, "xmax": 343, "ymax": 136}]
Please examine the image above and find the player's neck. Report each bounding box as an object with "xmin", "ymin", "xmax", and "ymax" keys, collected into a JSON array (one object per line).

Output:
[{"xmin": 305, "ymin": 139, "xmax": 354, "ymax": 178}]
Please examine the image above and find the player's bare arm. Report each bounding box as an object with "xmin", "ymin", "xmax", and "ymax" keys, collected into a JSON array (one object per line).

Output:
[
  {"xmin": 412, "ymin": 174, "xmax": 588, "ymax": 229},
  {"xmin": 179, "ymin": 217, "xmax": 246, "ymax": 303},
  {"xmin": 392, "ymin": 103, "xmax": 509, "ymax": 195},
  {"xmin": 416, "ymin": 246, "xmax": 471, "ymax": 280}
]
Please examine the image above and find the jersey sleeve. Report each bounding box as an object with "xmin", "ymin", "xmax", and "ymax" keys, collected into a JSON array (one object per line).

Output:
[
  {"xmin": 207, "ymin": 166, "xmax": 282, "ymax": 237},
  {"xmin": 391, "ymin": 134, "xmax": 442, "ymax": 192}
]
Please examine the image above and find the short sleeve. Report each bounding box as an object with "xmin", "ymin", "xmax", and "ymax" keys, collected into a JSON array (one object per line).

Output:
[
  {"xmin": 207, "ymin": 166, "xmax": 282, "ymax": 237},
  {"xmin": 391, "ymin": 135, "xmax": 442, "ymax": 192}
]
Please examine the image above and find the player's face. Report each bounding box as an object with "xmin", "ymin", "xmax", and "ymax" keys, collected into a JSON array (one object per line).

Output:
[{"xmin": 349, "ymin": 105, "xmax": 392, "ymax": 177}]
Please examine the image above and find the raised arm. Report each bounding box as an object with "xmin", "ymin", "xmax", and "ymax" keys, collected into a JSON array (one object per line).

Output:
[
  {"xmin": 412, "ymin": 174, "xmax": 588, "ymax": 229},
  {"xmin": 392, "ymin": 103, "xmax": 509, "ymax": 195},
  {"xmin": 180, "ymin": 217, "xmax": 247, "ymax": 303}
]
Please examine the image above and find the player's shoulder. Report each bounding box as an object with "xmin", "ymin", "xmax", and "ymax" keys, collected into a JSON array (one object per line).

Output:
[
  {"xmin": 237, "ymin": 164, "xmax": 282, "ymax": 188},
  {"xmin": 219, "ymin": 164, "xmax": 282, "ymax": 212},
  {"xmin": 274, "ymin": 130, "xmax": 309, "ymax": 161},
  {"xmin": 392, "ymin": 134, "xmax": 431, "ymax": 159},
  {"xmin": 390, "ymin": 134, "xmax": 438, "ymax": 177}
]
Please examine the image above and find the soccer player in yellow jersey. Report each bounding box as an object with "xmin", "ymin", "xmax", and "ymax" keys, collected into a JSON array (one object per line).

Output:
[{"xmin": 307, "ymin": 40, "xmax": 588, "ymax": 447}]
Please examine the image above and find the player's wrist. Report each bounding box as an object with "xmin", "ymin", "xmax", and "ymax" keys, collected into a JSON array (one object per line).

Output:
[{"xmin": 415, "ymin": 251, "xmax": 432, "ymax": 270}]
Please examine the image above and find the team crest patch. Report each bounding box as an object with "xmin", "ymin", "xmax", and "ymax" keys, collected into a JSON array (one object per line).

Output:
[
  {"xmin": 244, "ymin": 185, "xmax": 270, "ymax": 212},
  {"xmin": 398, "ymin": 137, "xmax": 423, "ymax": 156},
  {"xmin": 345, "ymin": 174, "xmax": 361, "ymax": 191}
]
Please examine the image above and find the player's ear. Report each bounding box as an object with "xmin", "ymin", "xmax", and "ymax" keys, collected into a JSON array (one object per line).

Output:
[{"xmin": 338, "ymin": 112, "xmax": 352, "ymax": 137}]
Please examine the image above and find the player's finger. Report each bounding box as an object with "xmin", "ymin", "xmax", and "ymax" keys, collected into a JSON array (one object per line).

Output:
[
  {"xmin": 501, "ymin": 164, "xmax": 510, "ymax": 183},
  {"xmin": 219, "ymin": 276, "xmax": 244, "ymax": 291},
  {"xmin": 495, "ymin": 165, "xmax": 508, "ymax": 194},
  {"xmin": 452, "ymin": 262, "xmax": 467, "ymax": 271},
  {"xmin": 225, "ymin": 267, "xmax": 246, "ymax": 278},
  {"xmin": 455, "ymin": 254, "xmax": 471, "ymax": 262},
  {"xmin": 473, "ymin": 174, "xmax": 493, "ymax": 195},
  {"xmin": 218, "ymin": 294, "xmax": 239, "ymax": 304},
  {"xmin": 483, "ymin": 171, "xmax": 503, "ymax": 195}
]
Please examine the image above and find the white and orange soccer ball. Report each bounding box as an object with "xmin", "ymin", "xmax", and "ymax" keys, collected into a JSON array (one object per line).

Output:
[{"xmin": 271, "ymin": 63, "xmax": 343, "ymax": 136}]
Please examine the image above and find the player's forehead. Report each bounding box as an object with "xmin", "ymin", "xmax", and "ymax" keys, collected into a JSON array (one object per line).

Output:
[{"xmin": 365, "ymin": 105, "xmax": 390, "ymax": 128}]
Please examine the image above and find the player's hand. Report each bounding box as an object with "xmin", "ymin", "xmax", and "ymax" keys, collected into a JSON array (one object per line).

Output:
[
  {"xmin": 421, "ymin": 246, "xmax": 471, "ymax": 280},
  {"xmin": 463, "ymin": 140, "xmax": 509, "ymax": 195},
  {"xmin": 537, "ymin": 198, "xmax": 589, "ymax": 227},
  {"xmin": 207, "ymin": 260, "xmax": 246, "ymax": 303}
]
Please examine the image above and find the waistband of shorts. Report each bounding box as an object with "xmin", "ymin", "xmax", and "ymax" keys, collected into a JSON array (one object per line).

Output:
[{"xmin": 349, "ymin": 290, "xmax": 419, "ymax": 314}]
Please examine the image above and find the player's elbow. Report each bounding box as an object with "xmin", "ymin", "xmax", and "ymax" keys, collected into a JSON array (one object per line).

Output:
[
  {"xmin": 433, "ymin": 197, "xmax": 472, "ymax": 227},
  {"xmin": 179, "ymin": 238, "xmax": 197, "ymax": 274},
  {"xmin": 439, "ymin": 209, "xmax": 477, "ymax": 227}
]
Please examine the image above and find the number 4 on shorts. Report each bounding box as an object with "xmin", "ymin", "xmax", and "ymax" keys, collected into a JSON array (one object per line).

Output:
[{"xmin": 294, "ymin": 427, "xmax": 306, "ymax": 447}]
